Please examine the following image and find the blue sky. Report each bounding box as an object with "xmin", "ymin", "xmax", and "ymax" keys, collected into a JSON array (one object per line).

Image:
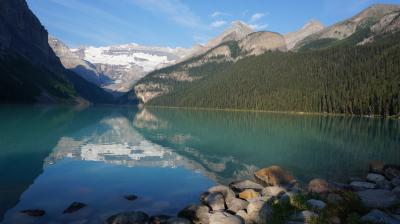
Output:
[{"xmin": 27, "ymin": 0, "xmax": 400, "ymax": 48}]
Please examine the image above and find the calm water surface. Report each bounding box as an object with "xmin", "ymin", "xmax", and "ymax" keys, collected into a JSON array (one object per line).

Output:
[{"xmin": 0, "ymin": 105, "xmax": 399, "ymax": 223}]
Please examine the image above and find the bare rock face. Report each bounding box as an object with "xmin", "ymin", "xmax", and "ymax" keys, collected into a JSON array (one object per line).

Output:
[
  {"xmin": 134, "ymin": 83, "xmax": 170, "ymax": 103},
  {"xmin": 284, "ymin": 20, "xmax": 325, "ymax": 50},
  {"xmin": 0, "ymin": 0, "xmax": 61, "ymax": 68},
  {"xmin": 49, "ymin": 36, "xmax": 103, "ymax": 85},
  {"xmin": 239, "ymin": 31, "xmax": 287, "ymax": 55},
  {"xmin": 205, "ymin": 21, "xmax": 253, "ymax": 50}
]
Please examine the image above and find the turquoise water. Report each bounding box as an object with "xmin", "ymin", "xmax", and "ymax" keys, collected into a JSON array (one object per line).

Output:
[{"xmin": 1, "ymin": 106, "xmax": 399, "ymax": 223}]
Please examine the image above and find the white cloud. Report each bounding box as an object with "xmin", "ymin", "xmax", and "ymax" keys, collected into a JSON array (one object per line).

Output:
[
  {"xmin": 210, "ymin": 20, "xmax": 227, "ymax": 28},
  {"xmin": 210, "ymin": 11, "xmax": 231, "ymax": 18},
  {"xmin": 250, "ymin": 13, "xmax": 265, "ymax": 23},
  {"xmin": 249, "ymin": 23, "xmax": 269, "ymax": 30},
  {"xmin": 131, "ymin": 0, "xmax": 205, "ymax": 29}
]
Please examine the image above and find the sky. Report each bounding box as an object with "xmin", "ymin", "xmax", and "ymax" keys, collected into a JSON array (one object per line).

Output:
[{"xmin": 27, "ymin": 0, "xmax": 400, "ymax": 48}]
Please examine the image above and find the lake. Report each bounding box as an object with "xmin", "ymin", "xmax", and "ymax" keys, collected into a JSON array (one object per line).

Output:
[{"xmin": 1, "ymin": 105, "xmax": 399, "ymax": 223}]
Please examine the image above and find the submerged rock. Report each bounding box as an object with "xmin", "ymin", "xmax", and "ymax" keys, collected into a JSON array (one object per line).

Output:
[
  {"xmin": 20, "ymin": 209, "xmax": 45, "ymax": 217},
  {"xmin": 230, "ymin": 180, "xmax": 264, "ymax": 192},
  {"xmin": 63, "ymin": 202, "xmax": 87, "ymax": 214},
  {"xmin": 308, "ymin": 179, "xmax": 330, "ymax": 194},
  {"xmin": 361, "ymin": 209, "xmax": 400, "ymax": 224},
  {"xmin": 357, "ymin": 189, "xmax": 399, "ymax": 208},
  {"xmin": 239, "ymin": 189, "xmax": 260, "ymax": 201},
  {"xmin": 106, "ymin": 211, "xmax": 149, "ymax": 224},
  {"xmin": 254, "ymin": 166, "xmax": 295, "ymax": 186},
  {"xmin": 124, "ymin": 194, "xmax": 138, "ymax": 201}
]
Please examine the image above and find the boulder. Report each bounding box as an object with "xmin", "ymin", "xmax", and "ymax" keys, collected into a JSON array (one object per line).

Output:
[
  {"xmin": 361, "ymin": 209, "xmax": 400, "ymax": 224},
  {"xmin": 235, "ymin": 210, "xmax": 250, "ymax": 223},
  {"xmin": 292, "ymin": 210, "xmax": 318, "ymax": 222},
  {"xmin": 209, "ymin": 211, "xmax": 244, "ymax": 224},
  {"xmin": 357, "ymin": 189, "xmax": 399, "ymax": 208},
  {"xmin": 20, "ymin": 209, "xmax": 45, "ymax": 217},
  {"xmin": 254, "ymin": 166, "xmax": 295, "ymax": 186},
  {"xmin": 306, "ymin": 199, "xmax": 326, "ymax": 210},
  {"xmin": 149, "ymin": 215, "xmax": 171, "ymax": 224},
  {"xmin": 208, "ymin": 185, "xmax": 236, "ymax": 204},
  {"xmin": 229, "ymin": 180, "xmax": 264, "ymax": 192},
  {"xmin": 226, "ymin": 198, "xmax": 249, "ymax": 213},
  {"xmin": 178, "ymin": 204, "xmax": 210, "ymax": 224},
  {"xmin": 369, "ymin": 160, "xmax": 385, "ymax": 174},
  {"xmin": 166, "ymin": 218, "xmax": 191, "ymax": 224},
  {"xmin": 246, "ymin": 200, "xmax": 273, "ymax": 224},
  {"xmin": 366, "ymin": 173, "xmax": 386, "ymax": 183},
  {"xmin": 308, "ymin": 179, "xmax": 330, "ymax": 194},
  {"xmin": 350, "ymin": 181, "xmax": 376, "ymax": 191},
  {"xmin": 262, "ymin": 186, "xmax": 286, "ymax": 197},
  {"xmin": 239, "ymin": 189, "xmax": 260, "ymax": 201},
  {"xmin": 385, "ymin": 165, "xmax": 400, "ymax": 180},
  {"xmin": 106, "ymin": 211, "xmax": 149, "ymax": 224},
  {"xmin": 124, "ymin": 194, "xmax": 138, "ymax": 201},
  {"xmin": 63, "ymin": 202, "xmax": 87, "ymax": 214},
  {"xmin": 204, "ymin": 192, "xmax": 225, "ymax": 211}
]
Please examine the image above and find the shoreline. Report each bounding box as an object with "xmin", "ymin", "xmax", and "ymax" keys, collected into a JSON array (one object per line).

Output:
[
  {"xmin": 19, "ymin": 162, "xmax": 400, "ymax": 224},
  {"xmin": 144, "ymin": 105, "xmax": 400, "ymax": 120}
]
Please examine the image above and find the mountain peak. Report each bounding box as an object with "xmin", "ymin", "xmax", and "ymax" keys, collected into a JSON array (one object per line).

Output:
[
  {"xmin": 302, "ymin": 20, "xmax": 324, "ymax": 30},
  {"xmin": 205, "ymin": 21, "xmax": 253, "ymax": 49}
]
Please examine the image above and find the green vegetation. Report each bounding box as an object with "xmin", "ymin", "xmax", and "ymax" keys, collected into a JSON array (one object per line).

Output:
[{"xmin": 144, "ymin": 31, "xmax": 400, "ymax": 117}]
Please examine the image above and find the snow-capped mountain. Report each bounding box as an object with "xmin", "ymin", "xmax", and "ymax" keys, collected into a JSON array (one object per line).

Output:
[
  {"xmin": 72, "ymin": 44, "xmax": 193, "ymax": 93},
  {"xmin": 49, "ymin": 37, "xmax": 193, "ymax": 94}
]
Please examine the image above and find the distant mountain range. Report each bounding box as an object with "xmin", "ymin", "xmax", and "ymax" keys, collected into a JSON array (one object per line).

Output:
[{"xmin": 133, "ymin": 4, "xmax": 400, "ymax": 116}]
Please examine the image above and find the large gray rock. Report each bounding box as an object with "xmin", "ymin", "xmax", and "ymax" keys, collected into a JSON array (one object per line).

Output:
[
  {"xmin": 208, "ymin": 185, "xmax": 236, "ymax": 204},
  {"xmin": 306, "ymin": 199, "xmax": 326, "ymax": 210},
  {"xmin": 226, "ymin": 198, "xmax": 249, "ymax": 213},
  {"xmin": 204, "ymin": 192, "xmax": 225, "ymax": 211},
  {"xmin": 262, "ymin": 186, "xmax": 286, "ymax": 197},
  {"xmin": 209, "ymin": 211, "xmax": 244, "ymax": 224},
  {"xmin": 230, "ymin": 180, "xmax": 264, "ymax": 192},
  {"xmin": 106, "ymin": 211, "xmax": 149, "ymax": 224},
  {"xmin": 357, "ymin": 189, "xmax": 399, "ymax": 208},
  {"xmin": 366, "ymin": 173, "xmax": 387, "ymax": 183},
  {"xmin": 246, "ymin": 200, "xmax": 273, "ymax": 224},
  {"xmin": 361, "ymin": 209, "xmax": 400, "ymax": 224},
  {"xmin": 350, "ymin": 181, "xmax": 376, "ymax": 191}
]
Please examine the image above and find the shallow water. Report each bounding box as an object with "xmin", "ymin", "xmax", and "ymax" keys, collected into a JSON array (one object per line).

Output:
[{"xmin": 1, "ymin": 105, "xmax": 399, "ymax": 223}]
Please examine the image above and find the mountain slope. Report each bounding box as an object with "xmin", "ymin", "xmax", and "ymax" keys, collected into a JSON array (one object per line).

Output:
[
  {"xmin": 295, "ymin": 4, "xmax": 400, "ymax": 50},
  {"xmin": 0, "ymin": 0, "xmax": 116, "ymax": 104},
  {"xmin": 284, "ymin": 20, "xmax": 325, "ymax": 50},
  {"xmin": 135, "ymin": 4, "xmax": 400, "ymax": 117}
]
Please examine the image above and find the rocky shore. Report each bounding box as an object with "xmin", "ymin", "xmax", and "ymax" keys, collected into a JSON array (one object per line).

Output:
[{"xmin": 21, "ymin": 162, "xmax": 400, "ymax": 224}]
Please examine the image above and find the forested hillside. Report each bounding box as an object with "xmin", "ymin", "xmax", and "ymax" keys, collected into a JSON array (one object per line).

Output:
[{"xmin": 146, "ymin": 31, "xmax": 400, "ymax": 117}]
